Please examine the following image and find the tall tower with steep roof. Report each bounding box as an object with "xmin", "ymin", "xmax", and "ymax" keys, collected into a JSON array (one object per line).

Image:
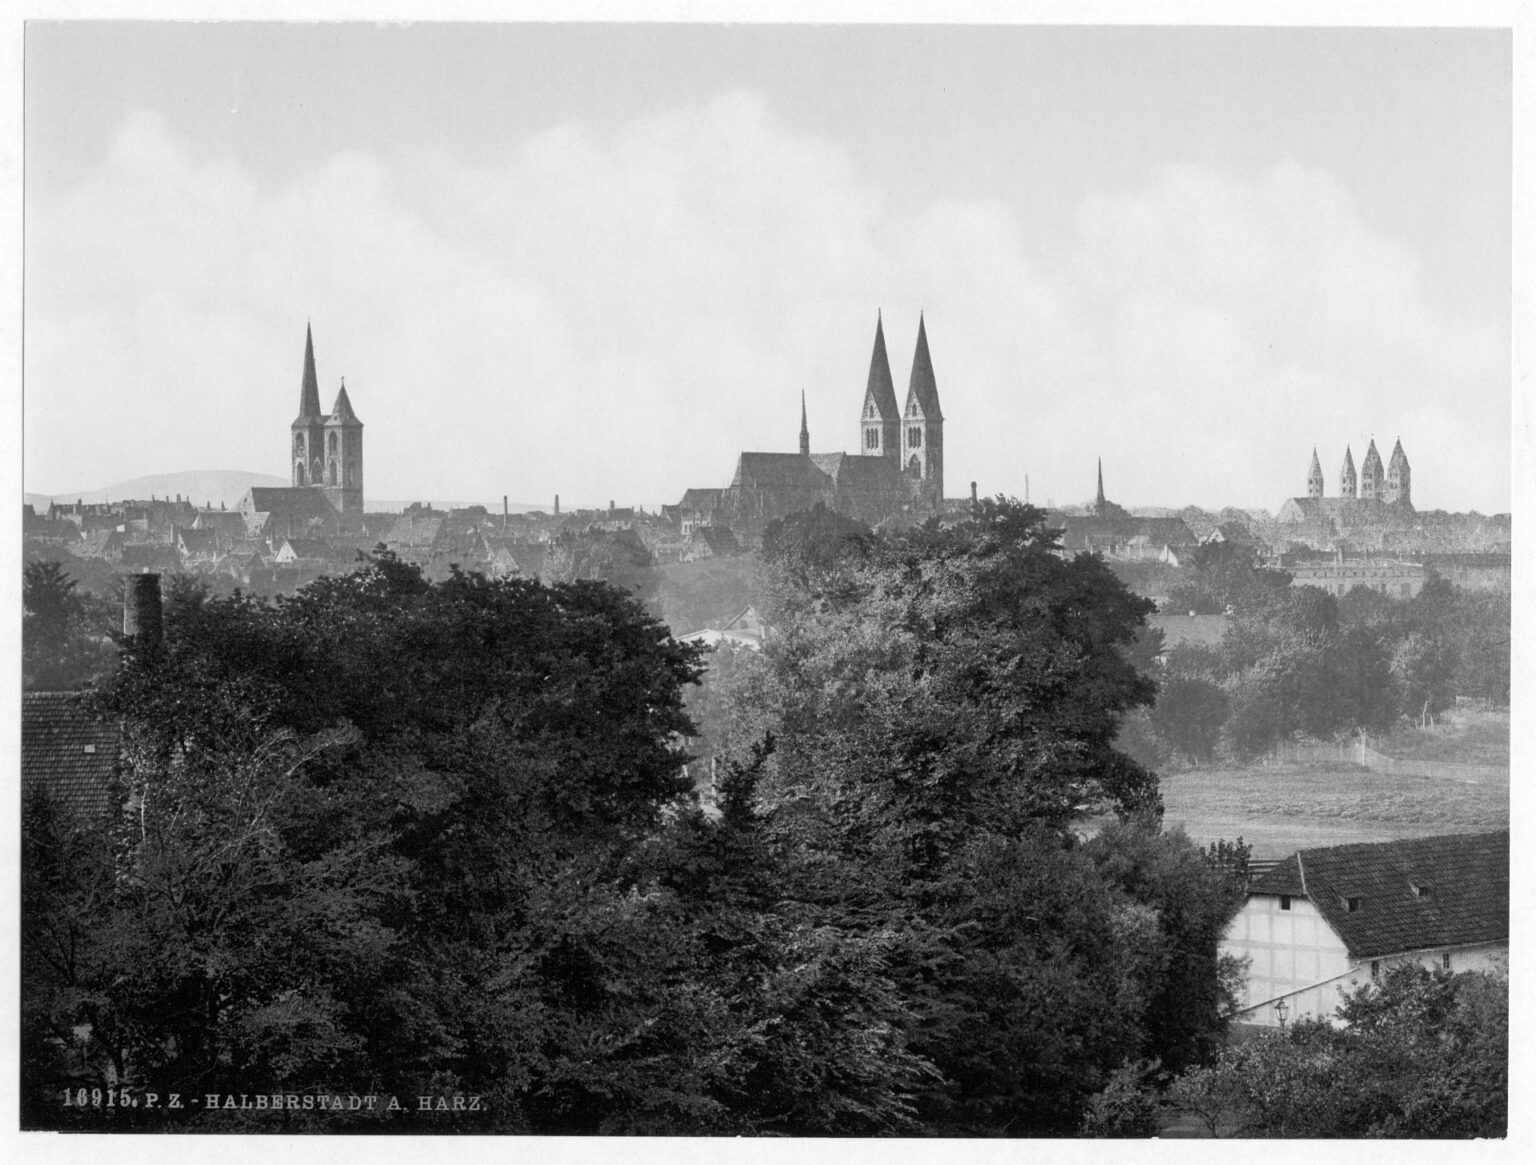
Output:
[
  {"xmin": 1339, "ymin": 447, "xmax": 1358, "ymax": 498},
  {"xmin": 859, "ymin": 312, "xmax": 902, "ymax": 466},
  {"xmin": 1360, "ymin": 439, "xmax": 1385, "ymax": 501},
  {"xmin": 322, "ymin": 377, "xmax": 364, "ymax": 522},
  {"xmin": 1307, "ymin": 448, "xmax": 1325, "ymax": 498},
  {"xmin": 291, "ymin": 324, "xmax": 327, "ymax": 487},
  {"xmin": 900, "ymin": 314, "xmax": 944, "ymax": 507},
  {"xmin": 799, "ymin": 390, "xmax": 810, "ymax": 457},
  {"xmin": 1385, "ymin": 438, "xmax": 1411, "ymax": 508}
]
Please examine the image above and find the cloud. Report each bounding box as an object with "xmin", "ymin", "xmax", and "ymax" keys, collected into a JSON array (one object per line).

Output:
[{"xmin": 25, "ymin": 102, "xmax": 1508, "ymax": 514}]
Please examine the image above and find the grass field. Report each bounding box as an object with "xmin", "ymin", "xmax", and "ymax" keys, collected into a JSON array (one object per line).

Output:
[{"xmin": 1156, "ymin": 712, "xmax": 1509, "ymax": 859}]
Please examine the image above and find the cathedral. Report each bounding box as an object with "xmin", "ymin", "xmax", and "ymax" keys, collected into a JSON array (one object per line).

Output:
[
  {"xmin": 1277, "ymin": 438, "xmax": 1414, "ymax": 539},
  {"xmin": 237, "ymin": 325, "xmax": 366, "ymax": 537},
  {"xmin": 674, "ymin": 313, "xmax": 949, "ymax": 540}
]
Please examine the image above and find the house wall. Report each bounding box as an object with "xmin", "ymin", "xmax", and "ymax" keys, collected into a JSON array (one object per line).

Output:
[
  {"xmin": 1223, "ymin": 893, "xmax": 1353, "ymax": 1025},
  {"xmin": 1225, "ymin": 894, "xmax": 1508, "ymax": 1027}
]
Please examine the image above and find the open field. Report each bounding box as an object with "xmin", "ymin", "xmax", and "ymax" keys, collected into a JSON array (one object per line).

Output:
[
  {"xmin": 1160, "ymin": 761, "xmax": 1508, "ymax": 859},
  {"xmin": 1157, "ymin": 710, "xmax": 1509, "ymax": 858}
]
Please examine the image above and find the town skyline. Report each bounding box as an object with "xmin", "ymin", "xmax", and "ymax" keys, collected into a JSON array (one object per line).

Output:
[{"xmin": 22, "ymin": 21, "xmax": 1513, "ymax": 514}]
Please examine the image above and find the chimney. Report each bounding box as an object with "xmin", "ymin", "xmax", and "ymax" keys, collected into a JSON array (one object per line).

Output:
[
  {"xmin": 123, "ymin": 573, "xmax": 163, "ymax": 648},
  {"xmin": 970, "ymin": 481, "xmax": 978, "ymax": 506},
  {"xmin": 554, "ymin": 494, "xmax": 560, "ymax": 515},
  {"xmin": 609, "ymin": 500, "xmax": 615, "ymax": 515}
]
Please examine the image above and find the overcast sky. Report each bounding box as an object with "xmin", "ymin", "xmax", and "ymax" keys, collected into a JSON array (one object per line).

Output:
[{"xmin": 22, "ymin": 21, "xmax": 1513, "ymax": 513}]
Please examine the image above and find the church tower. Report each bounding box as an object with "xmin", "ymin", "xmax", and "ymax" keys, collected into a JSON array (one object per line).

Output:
[
  {"xmin": 900, "ymin": 314, "xmax": 944, "ymax": 508},
  {"xmin": 799, "ymin": 390, "xmax": 810, "ymax": 457},
  {"xmin": 291, "ymin": 324, "xmax": 326, "ymax": 488},
  {"xmin": 1339, "ymin": 446, "xmax": 1358, "ymax": 498},
  {"xmin": 322, "ymin": 378, "xmax": 364, "ymax": 523},
  {"xmin": 1360, "ymin": 439, "xmax": 1385, "ymax": 501},
  {"xmin": 1385, "ymin": 438, "xmax": 1411, "ymax": 507},
  {"xmin": 1307, "ymin": 448, "xmax": 1324, "ymax": 498},
  {"xmin": 859, "ymin": 312, "xmax": 901, "ymax": 465}
]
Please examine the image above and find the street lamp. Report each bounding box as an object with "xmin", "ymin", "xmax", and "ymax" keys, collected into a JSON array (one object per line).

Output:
[{"xmin": 1274, "ymin": 999, "xmax": 1290, "ymax": 1029}]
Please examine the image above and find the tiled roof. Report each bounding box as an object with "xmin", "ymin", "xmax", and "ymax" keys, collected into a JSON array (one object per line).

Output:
[
  {"xmin": 1249, "ymin": 832, "xmax": 1509, "ymax": 959},
  {"xmin": 22, "ymin": 692, "xmax": 120, "ymax": 823},
  {"xmin": 244, "ymin": 487, "xmax": 341, "ymax": 523},
  {"xmin": 384, "ymin": 516, "xmax": 445, "ymax": 547},
  {"xmin": 731, "ymin": 453, "xmax": 832, "ymax": 491}
]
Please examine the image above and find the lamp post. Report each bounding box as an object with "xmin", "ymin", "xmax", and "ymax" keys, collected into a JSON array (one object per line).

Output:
[{"xmin": 1274, "ymin": 998, "xmax": 1290, "ymax": 1029}]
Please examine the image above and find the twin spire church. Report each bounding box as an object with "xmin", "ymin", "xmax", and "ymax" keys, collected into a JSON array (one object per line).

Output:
[
  {"xmin": 237, "ymin": 325, "xmax": 366, "ymax": 537},
  {"xmin": 670, "ymin": 312, "xmax": 953, "ymax": 539}
]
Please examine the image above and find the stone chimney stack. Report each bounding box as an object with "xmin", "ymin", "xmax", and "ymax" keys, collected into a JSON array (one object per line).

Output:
[
  {"xmin": 970, "ymin": 481, "xmax": 978, "ymax": 505},
  {"xmin": 123, "ymin": 573, "xmax": 163, "ymax": 648}
]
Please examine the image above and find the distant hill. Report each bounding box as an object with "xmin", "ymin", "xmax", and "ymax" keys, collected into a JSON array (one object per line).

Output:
[
  {"xmin": 25, "ymin": 470, "xmax": 288, "ymax": 512},
  {"xmin": 23, "ymin": 471, "xmax": 555, "ymax": 516}
]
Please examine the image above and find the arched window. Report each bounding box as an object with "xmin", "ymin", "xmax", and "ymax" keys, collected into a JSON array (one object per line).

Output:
[
  {"xmin": 328, "ymin": 432, "xmax": 339, "ymax": 454},
  {"xmin": 908, "ymin": 426, "xmax": 921, "ymax": 448},
  {"xmin": 312, "ymin": 458, "xmax": 323, "ymax": 484},
  {"xmin": 328, "ymin": 462, "xmax": 337, "ymax": 486},
  {"xmin": 295, "ymin": 461, "xmax": 307, "ymax": 486},
  {"xmin": 907, "ymin": 454, "xmax": 921, "ymax": 478}
]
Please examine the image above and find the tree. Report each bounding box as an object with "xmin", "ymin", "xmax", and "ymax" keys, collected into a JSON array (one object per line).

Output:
[
  {"xmin": 1162, "ymin": 964, "xmax": 1507, "ymax": 1137},
  {"xmin": 1148, "ymin": 674, "xmax": 1229, "ymax": 765},
  {"xmin": 23, "ymin": 559, "xmax": 116, "ymax": 690}
]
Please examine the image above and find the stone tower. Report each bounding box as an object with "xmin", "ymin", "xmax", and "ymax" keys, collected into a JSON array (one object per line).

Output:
[
  {"xmin": 1385, "ymin": 438, "xmax": 1411, "ymax": 507},
  {"xmin": 1307, "ymin": 448, "xmax": 1324, "ymax": 498},
  {"xmin": 291, "ymin": 324, "xmax": 326, "ymax": 487},
  {"xmin": 799, "ymin": 390, "xmax": 810, "ymax": 457},
  {"xmin": 322, "ymin": 378, "xmax": 364, "ymax": 521},
  {"xmin": 900, "ymin": 314, "xmax": 944, "ymax": 508},
  {"xmin": 1360, "ymin": 439, "xmax": 1385, "ymax": 501},
  {"xmin": 1339, "ymin": 446, "xmax": 1358, "ymax": 498},
  {"xmin": 859, "ymin": 312, "xmax": 901, "ymax": 466}
]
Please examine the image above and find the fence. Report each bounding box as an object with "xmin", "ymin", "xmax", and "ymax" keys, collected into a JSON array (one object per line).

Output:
[{"xmin": 1262, "ymin": 735, "xmax": 1505, "ymax": 785}]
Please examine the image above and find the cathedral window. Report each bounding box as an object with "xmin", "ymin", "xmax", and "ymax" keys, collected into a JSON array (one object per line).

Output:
[
  {"xmin": 865, "ymin": 428, "xmax": 878, "ymax": 450},
  {"xmin": 907, "ymin": 454, "xmax": 921, "ymax": 478},
  {"xmin": 328, "ymin": 432, "xmax": 339, "ymax": 454},
  {"xmin": 908, "ymin": 426, "xmax": 922, "ymax": 448}
]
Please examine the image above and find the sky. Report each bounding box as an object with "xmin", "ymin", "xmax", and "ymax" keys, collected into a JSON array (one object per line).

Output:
[{"xmin": 21, "ymin": 19, "xmax": 1515, "ymax": 514}]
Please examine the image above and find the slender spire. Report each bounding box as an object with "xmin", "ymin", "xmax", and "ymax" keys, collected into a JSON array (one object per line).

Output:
[
  {"xmin": 296, "ymin": 322, "xmax": 323, "ymax": 421},
  {"xmin": 1096, "ymin": 458, "xmax": 1106, "ymax": 509},
  {"xmin": 799, "ymin": 389, "xmax": 810, "ymax": 456},
  {"xmin": 906, "ymin": 312, "xmax": 942, "ymax": 419},
  {"xmin": 864, "ymin": 311, "xmax": 899, "ymax": 419}
]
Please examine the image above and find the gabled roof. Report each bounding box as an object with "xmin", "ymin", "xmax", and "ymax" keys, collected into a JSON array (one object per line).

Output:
[
  {"xmin": 862, "ymin": 312, "xmax": 900, "ymax": 421},
  {"xmin": 1249, "ymin": 832, "xmax": 1508, "ymax": 959},
  {"xmin": 679, "ymin": 488, "xmax": 724, "ymax": 512},
  {"xmin": 812, "ymin": 451, "xmax": 904, "ymax": 493},
  {"xmin": 176, "ymin": 527, "xmax": 219, "ymax": 555},
  {"xmin": 243, "ymin": 487, "xmax": 340, "ymax": 523},
  {"xmin": 731, "ymin": 453, "xmax": 833, "ymax": 492},
  {"xmin": 22, "ymin": 692, "xmax": 120, "ymax": 822},
  {"xmin": 384, "ymin": 516, "xmax": 445, "ymax": 547},
  {"xmin": 903, "ymin": 314, "xmax": 942, "ymax": 421}
]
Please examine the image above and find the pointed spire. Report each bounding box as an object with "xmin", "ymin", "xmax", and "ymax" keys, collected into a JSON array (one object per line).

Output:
[
  {"xmin": 864, "ymin": 311, "xmax": 899, "ymax": 419},
  {"xmin": 296, "ymin": 322, "xmax": 323, "ymax": 422},
  {"xmin": 1095, "ymin": 458, "xmax": 1106, "ymax": 509},
  {"xmin": 329, "ymin": 377, "xmax": 360, "ymax": 423},
  {"xmin": 906, "ymin": 312, "xmax": 942, "ymax": 420},
  {"xmin": 799, "ymin": 389, "xmax": 810, "ymax": 456}
]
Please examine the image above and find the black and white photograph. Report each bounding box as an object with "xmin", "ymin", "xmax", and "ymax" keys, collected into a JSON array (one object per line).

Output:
[{"xmin": 9, "ymin": 1, "xmax": 1524, "ymax": 1150}]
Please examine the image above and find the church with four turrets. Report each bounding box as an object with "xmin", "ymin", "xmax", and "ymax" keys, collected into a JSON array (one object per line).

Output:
[{"xmin": 1277, "ymin": 437, "xmax": 1414, "ymax": 542}]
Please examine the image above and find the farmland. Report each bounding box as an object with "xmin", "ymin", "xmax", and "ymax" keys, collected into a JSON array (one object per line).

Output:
[{"xmin": 1157, "ymin": 711, "xmax": 1510, "ymax": 858}]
